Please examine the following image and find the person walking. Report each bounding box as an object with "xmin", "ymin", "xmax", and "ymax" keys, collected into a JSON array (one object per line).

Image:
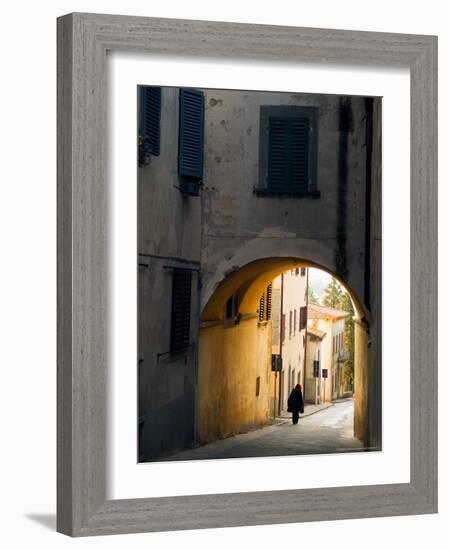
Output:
[{"xmin": 287, "ymin": 384, "xmax": 304, "ymax": 425}]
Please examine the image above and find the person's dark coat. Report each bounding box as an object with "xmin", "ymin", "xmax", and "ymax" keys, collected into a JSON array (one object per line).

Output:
[{"xmin": 287, "ymin": 385, "xmax": 304, "ymax": 414}]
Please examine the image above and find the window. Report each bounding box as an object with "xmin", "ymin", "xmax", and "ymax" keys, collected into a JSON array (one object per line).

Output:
[
  {"xmin": 170, "ymin": 269, "xmax": 192, "ymax": 353},
  {"xmin": 256, "ymin": 377, "xmax": 261, "ymax": 397},
  {"xmin": 178, "ymin": 88, "xmax": 205, "ymax": 180},
  {"xmin": 257, "ymin": 105, "xmax": 319, "ymax": 196},
  {"xmin": 281, "ymin": 314, "xmax": 286, "ymax": 343},
  {"xmin": 299, "ymin": 306, "xmax": 307, "ymax": 330},
  {"xmin": 289, "ymin": 311, "xmax": 293, "ymax": 339},
  {"xmin": 138, "ymin": 86, "xmax": 161, "ymax": 165},
  {"xmin": 225, "ymin": 293, "xmax": 239, "ymax": 325},
  {"xmin": 301, "ymin": 267, "xmax": 306, "ymax": 277},
  {"xmin": 294, "ymin": 309, "xmax": 297, "ymax": 334}
]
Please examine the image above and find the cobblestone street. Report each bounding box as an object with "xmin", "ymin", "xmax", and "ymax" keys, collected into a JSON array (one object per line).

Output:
[{"xmin": 164, "ymin": 398, "xmax": 364, "ymax": 461}]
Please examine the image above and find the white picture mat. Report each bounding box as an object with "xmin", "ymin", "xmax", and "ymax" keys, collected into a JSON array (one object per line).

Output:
[{"xmin": 107, "ymin": 51, "xmax": 410, "ymax": 500}]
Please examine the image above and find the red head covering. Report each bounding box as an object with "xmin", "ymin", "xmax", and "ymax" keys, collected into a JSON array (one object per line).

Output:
[{"xmin": 295, "ymin": 384, "xmax": 302, "ymax": 391}]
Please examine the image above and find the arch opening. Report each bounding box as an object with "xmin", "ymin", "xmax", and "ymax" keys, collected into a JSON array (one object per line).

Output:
[{"xmin": 198, "ymin": 258, "xmax": 373, "ymax": 451}]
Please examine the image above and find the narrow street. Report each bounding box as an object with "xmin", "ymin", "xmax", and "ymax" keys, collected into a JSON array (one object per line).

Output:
[{"xmin": 164, "ymin": 398, "xmax": 363, "ymax": 461}]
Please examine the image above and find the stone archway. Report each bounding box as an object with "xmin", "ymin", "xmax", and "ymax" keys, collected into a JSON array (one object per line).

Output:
[{"xmin": 198, "ymin": 257, "xmax": 373, "ymax": 447}]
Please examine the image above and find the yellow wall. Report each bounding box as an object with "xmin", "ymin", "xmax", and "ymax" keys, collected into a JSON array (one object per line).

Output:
[
  {"xmin": 354, "ymin": 320, "xmax": 369, "ymax": 443},
  {"xmin": 198, "ymin": 317, "xmax": 274, "ymax": 443}
]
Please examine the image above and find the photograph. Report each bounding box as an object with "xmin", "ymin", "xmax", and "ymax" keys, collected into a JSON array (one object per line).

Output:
[{"xmin": 137, "ymin": 85, "xmax": 382, "ymax": 462}]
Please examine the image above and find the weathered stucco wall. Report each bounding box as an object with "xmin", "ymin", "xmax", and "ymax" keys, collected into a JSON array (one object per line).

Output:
[
  {"xmin": 138, "ymin": 88, "xmax": 202, "ymax": 460},
  {"xmin": 198, "ymin": 89, "xmax": 381, "ymax": 450},
  {"xmin": 200, "ymin": 90, "xmax": 368, "ymax": 312},
  {"xmin": 138, "ymin": 86, "xmax": 381, "ymax": 458},
  {"xmin": 198, "ymin": 318, "xmax": 273, "ymax": 443}
]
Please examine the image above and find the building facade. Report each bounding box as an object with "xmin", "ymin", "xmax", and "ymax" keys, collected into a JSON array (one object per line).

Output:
[
  {"xmin": 306, "ymin": 304, "xmax": 350, "ymax": 404},
  {"xmin": 138, "ymin": 85, "xmax": 381, "ymax": 460},
  {"xmin": 271, "ymin": 269, "xmax": 308, "ymax": 413}
]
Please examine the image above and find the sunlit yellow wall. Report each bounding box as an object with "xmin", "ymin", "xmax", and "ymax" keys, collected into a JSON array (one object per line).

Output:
[
  {"xmin": 198, "ymin": 318, "xmax": 274, "ymax": 443},
  {"xmin": 354, "ymin": 320, "xmax": 369, "ymax": 443}
]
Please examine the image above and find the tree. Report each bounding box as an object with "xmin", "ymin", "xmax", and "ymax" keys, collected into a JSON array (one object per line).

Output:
[
  {"xmin": 322, "ymin": 278, "xmax": 343, "ymax": 308},
  {"xmin": 338, "ymin": 290, "xmax": 355, "ymax": 389},
  {"xmin": 308, "ymin": 286, "xmax": 319, "ymax": 304}
]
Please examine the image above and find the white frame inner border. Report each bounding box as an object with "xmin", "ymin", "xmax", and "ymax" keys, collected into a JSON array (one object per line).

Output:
[{"xmin": 107, "ymin": 51, "xmax": 410, "ymax": 499}]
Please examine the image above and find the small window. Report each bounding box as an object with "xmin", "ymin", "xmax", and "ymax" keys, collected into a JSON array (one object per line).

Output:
[
  {"xmin": 225, "ymin": 294, "xmax": 239, "ymax": 323},
  {"xmin": 294, "ymin": 309, "xmax": 297, "ymax": 334},
  {"xmin": 289, "ymin": 311, "xmax": 293, "ymax": 339},
  {"xmin": 299, "ymin": 306, "xmax": 307, "ymax": 330},
  {"xmin": 170, "ymin": 269, "xmax": 192, "ymax": 354},
  {"xmin": 301, "ymin": 267, "xmax": 306, "ymax": 277},
  {"xmin": 256, "ymin": 377, "xmax": 261, "ymax": 397},
  {"xmin": 281, "ymin": 314, "xmax": 286, "ymax": 343},
  {"xmin": 138, "ymin": 86, "xmax": 161, "ymax": 165}
]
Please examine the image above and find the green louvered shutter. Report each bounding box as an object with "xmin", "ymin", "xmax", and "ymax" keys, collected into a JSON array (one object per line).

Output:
[
  {"xmin": 290, "ymin": 118, "xmax": 309, "ymax": 191},
  {"xmin": 178, "ymin": 88, "xmax": 205, "ymax": 179},
  {"xmin": 139, "ymin": 86, "xmax": 161, "ymax": 156},
  {"xmin": 267, "ymin": 118, "xmax": 288, "ymax": 189},
  {"xmin": 268, "ymin": 117, "xmax": 310, "ymax": 191}
]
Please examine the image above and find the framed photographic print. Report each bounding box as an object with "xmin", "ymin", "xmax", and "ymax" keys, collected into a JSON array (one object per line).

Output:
[{"xmin": 57, "ymin": 13, "xmax": 437, "ymax": 536}]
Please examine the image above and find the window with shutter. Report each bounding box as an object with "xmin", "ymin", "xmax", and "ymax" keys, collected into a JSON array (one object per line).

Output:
[
  {"xmin": 257, "ymin": 105, "xmax": 319, "ymax": 196},
  {"xmin": 170, "ymin": 270, "xmax": 192, "ymax": 353},
  {"xmin": 178, "ymin": 88, "xmax": 205, "ymax": 180},
  {"xmin": 138, "ymin": 86, "xmax": 161, "ymax": 165}
]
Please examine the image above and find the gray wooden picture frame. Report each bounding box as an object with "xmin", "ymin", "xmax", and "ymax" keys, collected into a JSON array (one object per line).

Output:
[{"xmin": 57, "ymin": 12, "xmax": 438, "ymax": 537}]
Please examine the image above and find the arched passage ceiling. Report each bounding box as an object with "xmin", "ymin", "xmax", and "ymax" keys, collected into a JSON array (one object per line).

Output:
[{"xmin": 201, "ymin": 257, "xmax": 366, "ymax": 322}]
